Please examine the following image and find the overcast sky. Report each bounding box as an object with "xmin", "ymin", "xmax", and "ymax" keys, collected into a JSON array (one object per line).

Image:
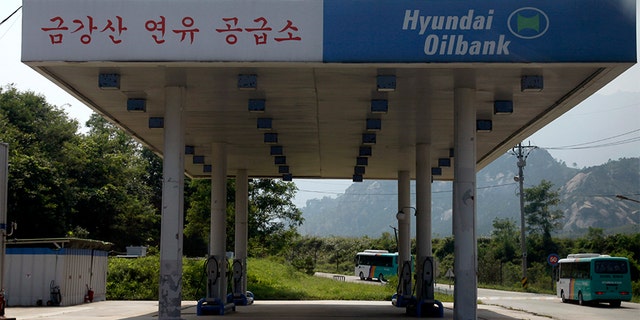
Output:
[{"xmin": 1, "ymin": 1, "xmax": 638, "ymax": 207}]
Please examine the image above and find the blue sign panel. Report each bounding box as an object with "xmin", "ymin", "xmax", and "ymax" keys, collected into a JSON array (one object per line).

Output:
[{"xmin": 323, "ymin": 0, "xmax": 637, "ymax": 63}]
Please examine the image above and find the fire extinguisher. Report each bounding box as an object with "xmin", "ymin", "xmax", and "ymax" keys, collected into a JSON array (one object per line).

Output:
[{"xmin": 85, "ymin": 284, "xmax": 94, "ymax": 303}]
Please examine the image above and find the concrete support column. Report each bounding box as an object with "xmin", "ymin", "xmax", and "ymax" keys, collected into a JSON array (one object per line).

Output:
[
  {"xmin": 397, "ymin": 170, "xmax": 411, "ymax": 265},
  {"xmin": 235, "ymin": 169, "xmax": 249, "ymax": 295},
  {"xmin": 158, "ymin": 86, "xmax": 185, "ymax": 320},
  {"xmin": 453, "ymin": 87, "xmax": 478, "ymax": 320},
  {"xmin": 397, "ymin": 170, "xmax": 411, "ymax": 297},
  {"xmin": 415, "ymin": 143, "xmax": 432, "ymax": 300},
  {"xmin": 210, "ymin": 142, "xmax": 228, "ymax": 300}
]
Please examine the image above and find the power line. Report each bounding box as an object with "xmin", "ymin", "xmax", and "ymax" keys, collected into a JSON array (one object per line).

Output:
[
  {"xmin": 543, "ymin": 137, "xmax": 640, "ymax": 151},
  {"xmin": 0, "ymin": 6, "xmax": 21, "ymax": 27},
  {"xmin": 577, "ymin": 192, "xmax": 640, "ymax": 198},
  {"xmin": 297, "ymin": 188, "xmax": 640, "ymax": 202},
  {"xmin": 0, "ymin": 6, "xmax": 21, "ymax": 42},
  {"xmin": 297, "ymin": 181, "xmax": 517, "ymax": 197},
  {"xmin": 563, "ymin": 100, "xmax": 640, "ymax": 117},
  {"xmin": 542, "ymin": 128, "xmax": 640, "ymax": 150}
]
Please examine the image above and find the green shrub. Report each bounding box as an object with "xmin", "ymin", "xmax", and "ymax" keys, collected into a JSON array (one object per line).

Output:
[
  {"xmin": 107, "ymin": 256, "xmax": 159, "ymax": 300},
  {"xmin": 291, "ymin": 256, "xmax": 315, "ymax": 275},
  {"xmin": 107, "ymin": 256, "xmax": 207, "ymax": 300}
]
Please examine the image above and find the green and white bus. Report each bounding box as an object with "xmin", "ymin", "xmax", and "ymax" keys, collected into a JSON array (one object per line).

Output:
[
  {"xmin": 557, "ymin": 253, "xmax": 632, "ymax": 307},
  {"xmin": 354, "ymin": 250, "xmax": 398, "ymax": 282}
]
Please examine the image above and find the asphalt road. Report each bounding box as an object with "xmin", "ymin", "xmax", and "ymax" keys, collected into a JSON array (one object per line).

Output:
[
  {"xmin": 315, "ymin": 273, "xmax": 640, "ymax": 319},
  {"xmin": 474, "ymin": 286, "xmax": 639, "ymax": 320}
]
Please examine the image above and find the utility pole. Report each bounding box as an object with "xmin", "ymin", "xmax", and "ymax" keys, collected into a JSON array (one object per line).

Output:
[
  {"xmin": 389, "ymin": 225, "xmax": 398, "ymax": 253},
  {"xmin": 511, "ymin": 142, "xmax": 537, "ymax": 286}
]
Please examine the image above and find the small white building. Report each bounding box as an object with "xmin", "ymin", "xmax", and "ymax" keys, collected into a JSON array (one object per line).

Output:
[
  {"xmin": 4, "ymin": 238, "xmax": 111, "ymax": 306},
  {"xmin": 116, "ymin": 246, "xmax": 148, "ymax": 258}
]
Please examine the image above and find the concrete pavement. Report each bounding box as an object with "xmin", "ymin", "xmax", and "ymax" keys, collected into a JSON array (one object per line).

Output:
[{"xmin": 4, "ymin": 300, "xmax": 552, "ymax": 320}]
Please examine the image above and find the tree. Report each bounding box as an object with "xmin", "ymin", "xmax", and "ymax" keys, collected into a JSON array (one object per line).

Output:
[
  {"xmin": 576, "ymin": 227, "xmax": 605, "ymax": 253},
  {"xmin": 70, "ymin": 115, "xmax": 160, "ymax": 249},
  {"xmin": 1, "ymin": 86, "xmax": 161, "ymax": 250},
  {"xmin": 72, "ymin": 114, "xmax": 160, "ymax": 249},
  {"xmin": 372, "ymin": 231, "xmax": 396, "ymax": 252},
  {"xmin": 0, "ymin": 85, "xmax": 80, "ymax": 237},
  {"xmin": 524, "ymin": 180, "xmax": 564, "ymax": 238},
  {"xmin": 184, "ymin": 179, "xmax": 215, "ymax": 255},
  {"xmin": 490, "ymin": 217, "xmax": 519, "ymax": 263},
  {"xmin": 246, "ymin": 179, "xmax": 303, "ymax": 241},
  {"xmin": 183, "ymin": 178, "xmax": 303, "ymax": 257},
  {"xmin": 140, "ymin": 148, "xmax": 163, "ymax": 217},
  {"xmin": 524, "ymin": 179, "xmax": 564, "ymax": 260}
]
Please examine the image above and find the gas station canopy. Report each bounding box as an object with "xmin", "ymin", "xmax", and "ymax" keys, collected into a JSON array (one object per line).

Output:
[
  {"xmin": 20, "ymin": 1, "xmax": 637, "ymax": 318},
  {"xmin": 22, "ymin": 0, "xmax": 637, "ymax": 181}
]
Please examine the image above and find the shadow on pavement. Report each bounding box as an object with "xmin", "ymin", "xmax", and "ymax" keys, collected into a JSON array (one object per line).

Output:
[{"xmin": 121, "ymin": 300, "xmax": 548, "ymax": 320}]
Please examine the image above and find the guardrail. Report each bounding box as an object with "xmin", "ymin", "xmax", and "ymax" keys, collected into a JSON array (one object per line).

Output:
[
  {"xmin": 434, "ymin": 284, "xmax": 454, "ymax": 295},
  {"xmin": 333, "ymin": 275, "xmax": 346, "ymax": 282}
]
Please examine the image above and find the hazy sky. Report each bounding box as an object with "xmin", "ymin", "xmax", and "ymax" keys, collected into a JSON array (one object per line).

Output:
[{"xmin": 1, "ymin": 1, "xmax": 638, "ymax": 207}]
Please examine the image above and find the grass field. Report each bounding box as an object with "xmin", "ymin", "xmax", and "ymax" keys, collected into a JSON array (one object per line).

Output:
[
  {"xmin": 107, "ymin": 255, "xmax": 453, "ymax": 302},
  {"xmin": 246, "ymin": 257, "xmax": 452, "ymax": 302}
]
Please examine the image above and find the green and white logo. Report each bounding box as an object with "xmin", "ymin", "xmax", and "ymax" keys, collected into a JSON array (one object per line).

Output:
[{"xmin": 508, "ymin": 7, "xmax": 549, "ymax": 39}]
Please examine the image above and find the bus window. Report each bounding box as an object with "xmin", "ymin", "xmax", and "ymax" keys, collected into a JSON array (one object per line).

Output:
[
  {"xmin": 595, "ymin": 260, "xmax": 627, "ymax": 274},
  {"xmin": 576, "ymin": 262, "xmax": 589, "ymax": 279}
]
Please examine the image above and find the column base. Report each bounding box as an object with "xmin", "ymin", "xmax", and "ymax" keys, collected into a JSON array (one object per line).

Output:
[
  {"xmin": 226, "ymin": 291, "xmax": 254, "ymax": 306},
  {"xmin": 406, "ymin": 299, "xmax": 444, "ymax": 318},
  {"xmin": 391, "ymin": 293, "xmax": 414, "ymax": 308},
  {"xmin": 196, "ymin": 298, "xmax": 235, "ymax": 316}
]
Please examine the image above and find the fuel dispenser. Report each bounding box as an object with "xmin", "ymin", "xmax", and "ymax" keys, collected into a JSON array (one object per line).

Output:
[
  {"xmin": 227, "ymin": 259, "xmax": 253, "ymax": 306},
  {"xmin": 392, "ymin": 260, "xmax": 414, "ymax": 308},
  {"xmin": 197, "ymin": 255, "xmax": 235, "ymax": 315},
  {"xmin": 411, "ymin": 256, "xmax": 443, "ymax": 317}
]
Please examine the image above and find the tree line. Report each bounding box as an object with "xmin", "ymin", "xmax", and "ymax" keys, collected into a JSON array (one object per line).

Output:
[{"xmin": 0, "ymin": 85, "xmax": 302, "ymax": 254}]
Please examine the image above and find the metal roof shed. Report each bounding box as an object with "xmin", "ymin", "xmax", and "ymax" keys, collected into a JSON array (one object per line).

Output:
[{"xmin": 4, "ymin": 238, "xmax": 112, "ymax": 307}]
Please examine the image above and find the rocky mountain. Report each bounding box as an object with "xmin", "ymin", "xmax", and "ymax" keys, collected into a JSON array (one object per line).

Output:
[
  {"xmin": 561, "ymin": 158, "xmax": 640, "ymax": 233},
  {"xmin": 298, "ymin": 150, "xmax": 639, "ymax": 237}
]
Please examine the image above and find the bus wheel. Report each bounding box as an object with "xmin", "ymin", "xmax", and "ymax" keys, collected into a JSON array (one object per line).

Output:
[
  {"xmin": 610, "ymin": 300, "xmax": 621, "ymax": 308},
  {"xmin": 379, "ymin": 274, "xmax": 385, "ymax": 282},
  {"xmin": 578, "ymin": 292, "xmax": 585, "ymax": 306},
  {"xmin": 560, "ymin": 290, "xmax": 567, "ymax": 303},
  {"xmin": 359, "ymin": 272, "xmax": 365, "ymax": 280}
]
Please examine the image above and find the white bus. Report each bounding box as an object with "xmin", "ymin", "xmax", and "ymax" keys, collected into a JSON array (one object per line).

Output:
[
  {"xmin": 354, "ymin": 250, "xmax": 398, "ymax": 282},
  {"xmin": 557, "ymin": 253, "xmax": 632, "ymax": 307}
]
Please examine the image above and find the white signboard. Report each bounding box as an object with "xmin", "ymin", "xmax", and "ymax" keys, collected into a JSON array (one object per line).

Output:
[{"xmin": 22, "ymin": 0, "xmax": 324, "ymax": 62}]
